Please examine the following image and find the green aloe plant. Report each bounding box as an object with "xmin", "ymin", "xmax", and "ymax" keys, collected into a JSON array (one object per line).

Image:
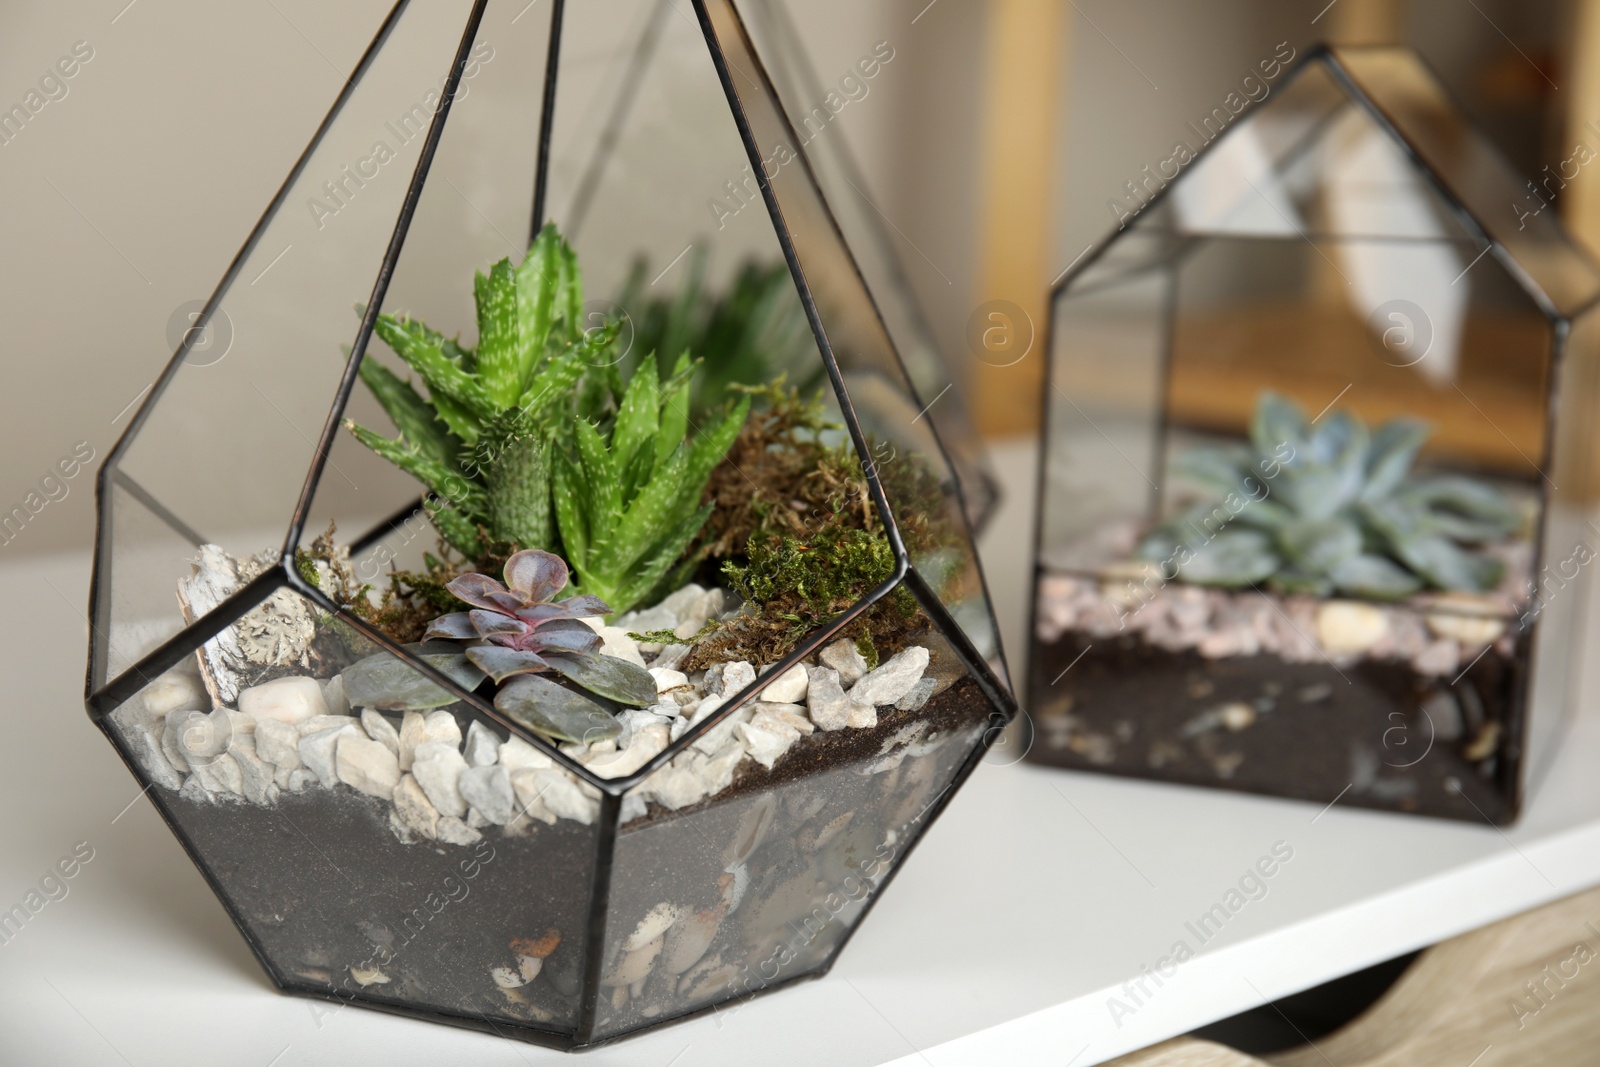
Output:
[
  {"xmin": 345, "ymin": 225, "xmax": 749, "ymax": 617},
  {"xmin": 552, "ymin": 352, "xmax": 749, "ymax": 617},
  {"xmin": 1138, "ymin": 392, "xmax": 1522, "ymax": 599},
  {"xmin": 618, "ymin": 249, "xmax": 821, "ymax": 416},
  {"xmin": 345, "ymin": 223, "xmax": 595, "ymax": 556}
]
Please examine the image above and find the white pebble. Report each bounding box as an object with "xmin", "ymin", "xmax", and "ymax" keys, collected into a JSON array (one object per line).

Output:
[
  {"xmin": 239, "ymin": 676, "xmax": 328, "ymax": 726},
  {"xmin": 498, "ymin": 733, "xmax": 553, "ymax": 773},
  {"xmin": 761, "ymin": 663, "xmax": 809, "ymax": 704},
  {"xmin": 649, "ymin": 668, "xmax": 691, "ymax": 695},
  {"xmin": 336, "ymin": 734, "xmax": 401, "ymax": 800},
  {"xmin": 361, "ymin": 709, "xmax": 401, "ymax": 756},
  {"xmin": 1316, "ymin": 601, "xmax": 1389, "ymax": 655},
  {"xmin": 142, "ymin": 673, "xmax": 206, "ymax": 719},
  {"xmin": 298, "ymin": 723, "xmax": 361, "ymax": 789},
  {"xmin": 411, "ymin": 740, "xmax": 470, "ymax": 817},
  {"xmin": 805, "ymin": 666, "xmax": 851, "ymax": 731},
  {"xmin": 819, "ymin": 640, "xmax": 870, "ymax": 685},
  {"xmin": 598, "ymin": 627, "xmax": 648, "ymax": 669},
  {"xmin": 848, "ymin": 647, "xmax": 929, "ymax": 707},
  {"xmin": 463, "ymin": 721, "xmax": 500, "ymax": 767}
]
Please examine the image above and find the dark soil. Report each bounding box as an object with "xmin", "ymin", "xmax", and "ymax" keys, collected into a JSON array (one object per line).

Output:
[
  {"xmin": 1026, "ymin": 630, "xmax": 1523, "ymax": 823},
  {"xmin": 594, "ymin": 675, "xmax": 994, "ymax": 1038},
  {"xmin": 143, "ymin": 674, "xmax": 997, "ymax": 1046},
  {"xmin": 154, "ymin": 781, "xmax": 599, "ymax": 1039}
]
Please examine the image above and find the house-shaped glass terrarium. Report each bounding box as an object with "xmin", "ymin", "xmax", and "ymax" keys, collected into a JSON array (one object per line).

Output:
[
  {"xmin": 86, "ymin": 0, "xmax": 1013, "ymax": 1049},
  {"xmin": 1030, "ymin": 45, "xmax": 1600, "ymax": 824}
]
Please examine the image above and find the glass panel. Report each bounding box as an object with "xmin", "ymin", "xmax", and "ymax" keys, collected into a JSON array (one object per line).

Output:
[
  {"xmin": 1331, "ymin": 47, "xmax": 1600, "ymax": 318},
  {"xmin": 113, "ymin": 0, "xmax": 478, "ymax": 568},
  {"xmin": 99, "ymin": 474, "xmax": 205, "ymax": 687},
  {"xmin": 699, "ymin": 0, "xmax": 1007, "ymax": 681},
  {"xmin": 1524, "ymin": 309, "xmax": 1600, "ymax": 795},
  {"xmin": 102, "ymin": 589, "xmax": 600, "ymax": 1037},
  {"xmin": 592, "ymin": 600, "xmax": 990, "ymax": 1040},
  {"xmin": 737, "ymin": 0, "xmax": 998, "ymax": 528}
]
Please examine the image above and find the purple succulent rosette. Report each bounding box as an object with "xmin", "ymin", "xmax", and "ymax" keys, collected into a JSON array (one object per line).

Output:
[{"xmin": 422, "ymin": 549, "xmax": 658, "ymax": 733}]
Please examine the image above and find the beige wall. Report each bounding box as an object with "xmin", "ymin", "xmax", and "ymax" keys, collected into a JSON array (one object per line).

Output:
[{"xmin": 0, "ymin": 0, "xmax": 1573, "ymax": 555}]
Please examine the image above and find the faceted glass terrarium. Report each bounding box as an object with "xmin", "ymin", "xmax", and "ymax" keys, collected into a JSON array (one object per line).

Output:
[
  {"xmin": 87, "ymin": 0, "xmax": 1014, "ymax": 1049},
  {"xmin": 1030, "ymin": 46, "xmax": 1600, "ymax": 824}
]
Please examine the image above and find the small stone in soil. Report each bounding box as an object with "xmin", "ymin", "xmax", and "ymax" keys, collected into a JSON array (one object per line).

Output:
[
  {"xmin": 1296, "ymin": 683, "xmax": 1333, "ymax": 704},
  {"xmin": 848, "ymin": 647, "xmax": 929, "ymax": 707},
  {"xmin": 597, "ymin": 626, "xmax": 647, "ymax": 668},
  {"xmin": 239, "ymin": 676, "xmax": 328, "ymax": 726},
  {"xmin": 498, "ymin": 734, "xmax": 552, "ymax": 773},
  {"xmin": 142, "ymin": 673, "xmax": 205, "ymax": 719},
  {"xmin": 255, "ymin": 718, "xmax": 301, "ymax": 773},
  {"xmin": 463, "ymin": 720, "xmax": 499, "ymax": 767},
  {"xmin": 435, "ymin": 815, "xmax": 483, "ymax": 846},
  {"xmin": 846, "ymin": 701, "xmax": 878, "ymax": 729},
  {"xmin": 895, "ymin": 677, "xmax": 937, "ymax": 712},
  {"xmin": 1219, "ymin": 702, "xmax": 1256, "ymax": 731},
  {"xmin": 391, "ymin": 773, "xmax": 440, "ymax": 840},
  {"xmin": 753, "ymin": 703, "xmax": 813, "ymax": 736},
  {"xmin": 336, "ymin": 733, "xmax": 401, "ymax": 800},
  {"xmin": 820, "ymin": 639, "xmax": 870, "ymax": 686},
  {"xmin": 127, "ymin": 724, "xmax": 183, "ymax": 791},
  {"xmin": 717, "ymin": 661, "xmax": 756, "ymax": 698},
  {"xmin": 458, "ymin": 764, "xmax": 515, "ymax": 824},
  {"xmin": 761, "ymin": 663, "xmax": 809, "ymax": 704},
  {"xmin": 295, "ymin": 715, "xmax": 356, "ymax": 738},
  {"xmin": 738, "ymin": 721, "xmax": 797, "ymax": 769},
  {"xmin": 805, "ymin": 667, "xmax": 850, "ymax": 731},
  {"xmin": 299, "ymin": 723, "xmax": 361, "ymax": 789},
  {"xmin": 230, "ymin": 733, "xmax": 278, "ymax": 806},
  {"xmin": 361, "ymin": 709, "xmax": 401, "ymax": 757},
  {"xmin": 322, "ymin": 675, "xmax": 351, "ymax": 717},
  {"xmin": 649, "ymin": 668, "xmax": 691, "ymax": 695},
  {"xmin": 411, "ymin": 741, "xmax": 470, "ymax": 818}
]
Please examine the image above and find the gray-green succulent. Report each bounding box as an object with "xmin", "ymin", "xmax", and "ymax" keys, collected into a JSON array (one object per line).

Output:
[{"xmin": 1137, "ymin": 392, "xmax": 1523, "ymax": 599}]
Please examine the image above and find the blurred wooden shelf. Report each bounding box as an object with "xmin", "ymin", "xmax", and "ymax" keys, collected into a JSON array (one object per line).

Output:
[
  {"xmin": 1170, "ymin": 305, "xmax": 1550, "ymax": 478},
  {"xmin": 1108, "ymin": 884, "xmax": 1600, "ymax": 1067}
]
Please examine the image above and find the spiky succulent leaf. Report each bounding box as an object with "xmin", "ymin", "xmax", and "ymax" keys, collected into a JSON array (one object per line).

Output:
[
  {"xmin": 474, "ymin": 258, "xmax": 522, "ymax": 408},
  {"xmin": 486, "ymin": 434, "xmax": 553, "ymax": 550},
  {"xmin": 372, "ymin": 314, "xmax": 498, "ymax": 424},
  {"xmin": 344, "ymin": 421, "xmax": 488, "ymax": 521},
  {"xmin": 551, "ymin": 450, "xmax": 590, "ymax": 572},
  {"xmin": 357, "ymin": 356, "xmax": 460, "ymax": 467},
  {"xmin": 657, "ymin": 353, "xmax": 693, "ymax": 470},
  {"xmin": 610, "ymin": 356, "xmax": 661, "ymax": 476}
]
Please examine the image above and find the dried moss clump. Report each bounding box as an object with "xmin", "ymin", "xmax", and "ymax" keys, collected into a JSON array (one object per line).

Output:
[
  {"xmin": 295, "ymin": 523, "xmax": 508, "ymax": 645},
  {"xmin": 682, "ymin": 380, "xmax": 978, "ymax": 668},
  {"xmin": 685, "ymin": 523, "xmax": 920, "ymax": 671}
]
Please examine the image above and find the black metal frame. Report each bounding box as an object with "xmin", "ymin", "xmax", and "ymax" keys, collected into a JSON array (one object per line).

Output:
[
  {"xmin": 1026, "ymin": 44, "xmax": 1600, "ymax": 825},
  {"xmin": 84, "ymin": 0, "xmax": 1017, "ymax": 1048}
]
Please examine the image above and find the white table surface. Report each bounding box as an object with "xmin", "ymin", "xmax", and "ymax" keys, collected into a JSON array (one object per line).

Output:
[{"xmin": 5, "ymin": 439, "xmax": 1600, "ymax": 1066}]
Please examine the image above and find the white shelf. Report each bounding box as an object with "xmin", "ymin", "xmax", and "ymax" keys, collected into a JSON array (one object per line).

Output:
[{"xmin": 5, "ymin": 441, "xmax": 1599, "ymax": 1065}]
